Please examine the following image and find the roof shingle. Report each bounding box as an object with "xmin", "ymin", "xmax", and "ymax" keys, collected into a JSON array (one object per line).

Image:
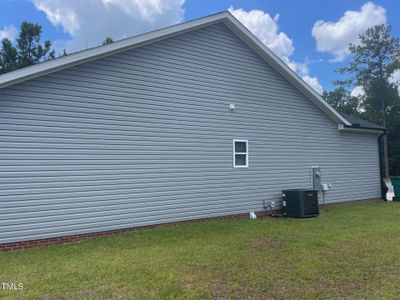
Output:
[{"xmin": 341, "ymin": 113, "xmax": 385, "ymax": 130}]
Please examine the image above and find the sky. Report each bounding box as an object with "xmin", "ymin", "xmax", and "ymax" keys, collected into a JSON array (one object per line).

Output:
[{"xmin": 0, "ymin": 0, "xmax": 399, "ymax": 94}]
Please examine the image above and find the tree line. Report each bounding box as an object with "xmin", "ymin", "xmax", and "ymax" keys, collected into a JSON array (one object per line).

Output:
[
  {"xmin": 0, "ymin": 21, "xmax": 113, "ymax": 74},
  {"xmin": 1, "ymin": 21, "xmax": 400, "ymax": 176},
  {"xmin": 322, "ymin": 24, "xmax": 400, "ymax": 177}
]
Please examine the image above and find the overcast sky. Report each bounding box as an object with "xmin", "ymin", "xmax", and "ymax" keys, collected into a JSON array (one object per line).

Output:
[{"xmin": 0, "ymin": 0, "xmax": 399, "ymax": 94}]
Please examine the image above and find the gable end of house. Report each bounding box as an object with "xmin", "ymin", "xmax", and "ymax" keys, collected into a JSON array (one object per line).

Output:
[{"xmin": 0, "ymin": 11, "xmax": 353, "ymax": 128}]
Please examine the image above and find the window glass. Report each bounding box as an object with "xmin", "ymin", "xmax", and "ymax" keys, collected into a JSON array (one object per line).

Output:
[{"xmin": 233, "ymin": 140, "xmax": 248, "ymax": 168}]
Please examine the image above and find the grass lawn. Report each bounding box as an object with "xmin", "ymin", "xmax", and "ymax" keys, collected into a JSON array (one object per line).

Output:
[{"xmin": 1, "ymin": 200, "xmax": 400, "ymax": 299}]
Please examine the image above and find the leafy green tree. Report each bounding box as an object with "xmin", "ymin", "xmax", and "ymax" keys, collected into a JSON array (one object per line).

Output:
[
  {"xmin": 0, "ymin": 39, "xmax": 18, "ymax": 73},
  {"xmin": 0, "ymin": 21, "xmax": 55, "ymax": 74},
  {"xmin": 340, "ymin": 24, "xmax": 400, "ymax": 177},
  {"xmin": 16, "ymin": 22, "xmax": 55, "ymax": 68},
  {"xmin": 323, "ymin": 80, "xmax": 361, "ymax": 115},
  {"xmin": 387, "ymin": 103, "xmax": 400, "ymax": 175},
  {"xmin": 103, "ymin": 37, "xmax": 114, "ymax": 45}
]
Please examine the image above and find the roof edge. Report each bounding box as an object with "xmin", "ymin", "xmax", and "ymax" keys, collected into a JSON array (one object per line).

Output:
[
  {"xmin": 0, "ymin": 11, "xmax": 230, "ymax": 90},
  {"xmin": 338, "ymin": 124, "xmax": 385, "ymax": 134},
  {"xmin": 340, "ymin": 113, "xmax": 385, "ymax": 131},
  {"xmin": 221, "ymin": 13, "xmax": 351, "ymax": 126}
]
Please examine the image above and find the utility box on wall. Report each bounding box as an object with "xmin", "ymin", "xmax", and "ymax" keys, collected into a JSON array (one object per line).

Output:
[{"xmin": 311, "ymin": 166, "xmax": 322, "ymax": 191}]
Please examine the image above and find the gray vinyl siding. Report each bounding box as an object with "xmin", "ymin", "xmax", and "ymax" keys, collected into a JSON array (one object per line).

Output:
[{"xmin": 0, "ymin": 23, "xmax": 380, "ymax": 243}]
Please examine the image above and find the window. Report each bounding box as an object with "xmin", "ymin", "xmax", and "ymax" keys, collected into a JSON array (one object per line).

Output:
[{"xmin": 233, "ymin": 139, "xmax": 248, "ymax": 168}]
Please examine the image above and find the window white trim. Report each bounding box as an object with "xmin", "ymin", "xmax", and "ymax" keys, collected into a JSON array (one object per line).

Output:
[{"xmin": 233, "ymin": 139, "xmax": 248, "ymax": 168}]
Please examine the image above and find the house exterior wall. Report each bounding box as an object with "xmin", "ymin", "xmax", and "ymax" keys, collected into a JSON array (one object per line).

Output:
[{"xmin": 0, "ymin": 23, "xmax": 380, "ymax": 244}]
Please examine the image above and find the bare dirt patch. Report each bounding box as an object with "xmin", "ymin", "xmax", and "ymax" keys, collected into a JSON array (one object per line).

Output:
[{"xmin": 247, "ymin": 236, "xmax": 287, "ymax": 251}]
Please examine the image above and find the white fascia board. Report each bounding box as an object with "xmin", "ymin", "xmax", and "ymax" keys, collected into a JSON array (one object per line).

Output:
[
  {"xmin": 0, "ymin": 12, "xmax": 230, "ymax": 90},
  {"xmin": 222, "ymin": 14, "xmax": 351, "ymax": 126}
]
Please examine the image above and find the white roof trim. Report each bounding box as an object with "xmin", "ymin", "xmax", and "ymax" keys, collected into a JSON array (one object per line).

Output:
[
  {"xmin": 0, "ymin": 12, "xmax": 226, "ymax": 90},
  {"xmin": 0, "ymin": 11, "xmax": 351, "ymax": 126},
  {"xmin": 221, "ymin": 14, "xmax": 350, "ymax": 126}
]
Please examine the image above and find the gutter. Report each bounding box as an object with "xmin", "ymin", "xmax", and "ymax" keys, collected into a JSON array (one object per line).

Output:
[
  {"xmin": 343, "ymin": 124, "xmax": 386, "ymax": 131},
  {"xmin": 378, "ymin": 130, "xmax": 388, "ymax": 200},
  {"xmin": 338, "ymin": 123, "xmax": 385, "ymax": 134}
]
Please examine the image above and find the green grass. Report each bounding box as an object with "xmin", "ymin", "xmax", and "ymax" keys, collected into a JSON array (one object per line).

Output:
[{"xmin": 1, "ymin": 200, "xmax": 400, "ymax": 299}]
